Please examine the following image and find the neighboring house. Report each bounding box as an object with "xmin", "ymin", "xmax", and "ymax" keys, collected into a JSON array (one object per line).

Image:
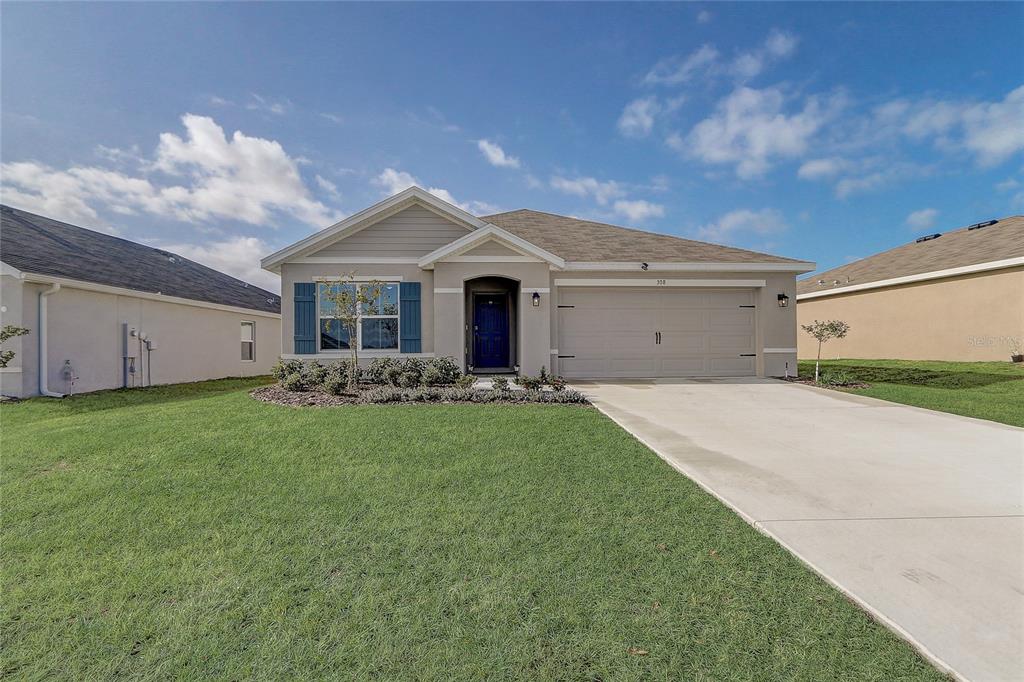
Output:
[
  {"xmin": 261, "ymin": 187, "xmax": 815, "ymax": 379},
  {"xmin": 797, "ymin": 215, "xmax": 1024, "ymax": 362},
  {"xmin": 0, "ymin": 205, "xmax": 281, "ymax": 398}
]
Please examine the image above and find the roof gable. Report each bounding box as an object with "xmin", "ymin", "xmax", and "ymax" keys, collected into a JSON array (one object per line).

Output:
[
  {"xmin": 261, "ymin": 186, "xmax": 486, "ymax": 271},
  {"xmin": 0, "ymin": 205, "xmax": 280, "ymax": 314},
  {"xmin": 417, "ymin": 224, "xmax": 566, "ymax": 269}
]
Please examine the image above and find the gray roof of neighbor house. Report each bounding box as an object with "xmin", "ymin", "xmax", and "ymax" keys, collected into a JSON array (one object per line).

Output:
[
  {"xmin": 0, "ymin": 205, "xmax": 280, "ymax": 314},
  {"xmin": 482, "ymin": 209, "xmax": 807, "ymax": 264},
  {"xmin": 797, "ymin": 215, "xmax": 1024, "ymax": 296}
]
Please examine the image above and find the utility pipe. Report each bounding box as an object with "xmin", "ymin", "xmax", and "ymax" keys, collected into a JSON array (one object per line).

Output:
[{"xmin": 38, "ymin": 283, "xmax": 63, "ymax": 397}]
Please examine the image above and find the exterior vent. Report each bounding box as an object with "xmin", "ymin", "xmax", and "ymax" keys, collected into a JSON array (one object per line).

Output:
[
  {"xmin": 915, "ymin": 233, "xmax": 941, "ymax": 243},
  {"xmin": 967, "ymin": 219, "xmax": 998, "ymax": 231}
]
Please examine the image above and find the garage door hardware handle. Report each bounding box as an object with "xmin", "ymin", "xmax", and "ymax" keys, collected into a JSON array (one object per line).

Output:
[
  {"xmin": 655, "ymin": 331, "xmax": 661, "ymax": 344},
  {"xmin": 738, "ymin": 305, "xmax": 755, "ymax": 308},
  {"xmin": 557, "ymin": 355, "xmax": 575, "ymax": 359},
  {"xmin": 557, "ymin": 305, "xmax": 575, "ymax": 308},
  {"xmin": 739, "ymin": 353, "xmax": 756, "ymax": 357}
]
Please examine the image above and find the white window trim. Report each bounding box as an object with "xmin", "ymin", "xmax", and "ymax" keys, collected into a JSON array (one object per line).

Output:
[
  {"xmin": 241, "ymin": 320, "xmax": 256, "ymax": 362},
  {"xmin": 317, "ymin": 281, "xmax": 400, "ymax": 353}
]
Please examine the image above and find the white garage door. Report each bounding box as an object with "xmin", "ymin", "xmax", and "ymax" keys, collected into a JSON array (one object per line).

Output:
[{"xmin": 557, "ymin": 288, "xmax": 757, "ymax": 378}]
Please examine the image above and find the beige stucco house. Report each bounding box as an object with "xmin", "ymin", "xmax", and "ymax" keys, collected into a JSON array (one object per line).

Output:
[
  {"xmin": 262, "ymin": 187, "xmax": 815, "ymax": 379},
  {"xmin": 797, "ymin": 215, "xmax": 1023, "ymax": 362},
  {"xmin": 0, "ymin": 205, "xmax": 281, "ymax": 398}
]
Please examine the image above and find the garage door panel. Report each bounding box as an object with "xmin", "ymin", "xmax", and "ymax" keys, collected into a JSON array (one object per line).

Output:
[{"xmin": 557, "ymin": 287, "xmax": 757, "ymax": 378}]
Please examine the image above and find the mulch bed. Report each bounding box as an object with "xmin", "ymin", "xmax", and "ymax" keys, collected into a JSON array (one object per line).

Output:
[
  {"xmin": 782, "ymin": 377, "xmax": 871, "ymax": 389},
  {"xmin": 250, "ymin": 384, "xmax": 590, "ymax": 407}
]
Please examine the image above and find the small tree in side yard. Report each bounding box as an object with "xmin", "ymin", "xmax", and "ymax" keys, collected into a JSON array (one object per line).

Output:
[
  {"xmin": 0, "ymin": 325, "xmax": 30, "ymax": 369},
  {"xmin": 801, "ymin": 319, "xmax": 851, "ymax": 383},
  {"xmin": 322, "ymin": 274, "xmax": 384, "ymax": 389}
]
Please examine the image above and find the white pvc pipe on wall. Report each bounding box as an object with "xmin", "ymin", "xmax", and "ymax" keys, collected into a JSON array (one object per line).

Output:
[{"xmin": 38, "ymin": 283, "xmax": 64, "ymax": 398}]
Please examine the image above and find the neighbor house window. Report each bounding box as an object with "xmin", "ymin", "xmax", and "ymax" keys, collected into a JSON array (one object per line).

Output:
[
  {"xmin": 241, "ymin": 321, "xmax": 255, "ymax": 361},
  {"xmin": 318, "ymin": 282, "xmax": 399, "ymax": 351}
]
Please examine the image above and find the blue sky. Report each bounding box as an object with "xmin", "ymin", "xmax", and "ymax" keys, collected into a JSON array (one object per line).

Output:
[{"xmin": 3, "ymin": 2, "xmax": 1022, "ymax": 291}]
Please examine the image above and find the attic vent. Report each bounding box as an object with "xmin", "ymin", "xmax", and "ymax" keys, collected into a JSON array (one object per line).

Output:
[
  {"xmin": 915, "ymin": 233, "xmax": 941, "ymax": 243},
  {"xmin": 967, "ymin": 219, "xmax": 998, "ymax": 231},
  {"xmin": 167, "ymin": 256, "xmax": 177, "ymax": 263}
]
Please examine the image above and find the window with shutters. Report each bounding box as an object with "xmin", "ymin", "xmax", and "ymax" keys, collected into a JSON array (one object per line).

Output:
[{"xmin": 318, "ymin": 282, "xmax": 399, "ymax": 351}]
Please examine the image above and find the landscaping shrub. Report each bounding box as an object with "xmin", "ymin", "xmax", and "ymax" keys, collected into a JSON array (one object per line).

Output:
[
  {"xmin": 366, "ymin": 357, "xmax": 397, "ymax": 385},
  {"xmin": 427, "ymin": 356, "xmax": 463, "ymax": 385},
  {"xmin": 549, "ymin": 376, "xmax": 568, "ymax": 392},
  {"xmin": 282, "ymin": 372, "xmax": 306, "ymax": 392},
  {"xmin": 819, "ymin": 370, "xmax": 859, "ymax": 387},
  {"xmin": 360, "ymin": 386, "xmax": 407, "ymax": 403},
  {"xmin": 272, "ymin": 359, "xmax": 304, "ymax": 382},
  {"xmin": 490, "ymin": 376, "xmax": 510, "ymax": 391},
  {"xmin": 517, "ymin": 373, "xmax": 543, "ymax": 390},
  {"xmin": 455, "ymin": 374, "xmax": 477, "ymax": 389},
  {"xmin": 321, "ymin": 373, "xmax": 348, "ymax": 396},
  {"xmin": 302, "ymin": 361, "xmax": 328, "ymax": 387},
  {"xmin": 397, "ymin": 370, "xmax": 420, "ymax": 388}
]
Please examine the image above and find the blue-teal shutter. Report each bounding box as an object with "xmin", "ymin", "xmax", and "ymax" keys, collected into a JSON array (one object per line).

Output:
[
  {"xmin": 293, "ymin": 282, "xmax": 317, "ymax": 354},
  {"xmin": 399, "ymin": 282, "xmax": 421, "ymax": 353}
]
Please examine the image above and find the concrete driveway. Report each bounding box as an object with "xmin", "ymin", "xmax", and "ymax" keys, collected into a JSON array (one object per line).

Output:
[{"xmin": 576, "ymin": 378, "xmax": 1024, "ymax": 682}]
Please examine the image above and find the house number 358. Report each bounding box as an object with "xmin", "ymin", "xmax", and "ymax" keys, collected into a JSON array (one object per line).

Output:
[{"xmin": 655, "ymin": 279, "xmax": 667, "ymax": 285}]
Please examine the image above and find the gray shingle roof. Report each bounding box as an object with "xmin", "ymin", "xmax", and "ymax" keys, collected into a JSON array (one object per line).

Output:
[
  {"xmin": 797, "ymin": 215, "xmax": 1024, "ymax": 296},
  {"xmin": 0, "ymin": 205, "xmax": 280, "ymax": 314},
  {"xmin": 482, "ymin": 209, "xmax": 805, "ymax": 264}
]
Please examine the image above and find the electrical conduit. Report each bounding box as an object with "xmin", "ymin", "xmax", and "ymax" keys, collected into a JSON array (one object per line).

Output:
[{"xmin": 38, "ymin": 283, "xmax": 63, "ymax": 397}]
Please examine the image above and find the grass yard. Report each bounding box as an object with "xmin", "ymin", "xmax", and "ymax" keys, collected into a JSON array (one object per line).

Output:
[
  {"xmin": 798, "ymin": 359, "xmax": 1024, "ymax": 427},
  {"xmin": 2, "ymin": 378, "xmax": 944, "ymax": 680}
]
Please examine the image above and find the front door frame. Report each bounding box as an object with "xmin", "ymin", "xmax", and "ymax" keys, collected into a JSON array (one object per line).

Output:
[{"xmin": 469, "ymin": 289, "xmax": 515, "ymax": 373}]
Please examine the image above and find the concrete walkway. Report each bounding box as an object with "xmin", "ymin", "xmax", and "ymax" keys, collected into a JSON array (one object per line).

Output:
[{"xmin": 576, "ymin": 378, "xmax": 1024, "ymax": 682}]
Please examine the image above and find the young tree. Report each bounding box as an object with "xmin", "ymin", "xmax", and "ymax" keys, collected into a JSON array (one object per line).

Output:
[
  {"xmin": 0, "ymin": 325, "xmax": 30, "ymax": 369},
  {"xmin": 321, "ymin": 274, "xmax": 384, "ymax": 389},
  {"xmin": 801, "ymin": 319, "xmax": 851, "ymax": 382}
]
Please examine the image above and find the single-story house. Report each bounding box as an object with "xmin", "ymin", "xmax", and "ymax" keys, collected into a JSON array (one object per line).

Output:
[
  {"xmin": 797, "ymin": 215, "xmax": 1023, "ymax": 362},
  {"xmin": 261, "ymin": 187, "xmax": 815, "ymax": 379},
  {"xmin": 0, "ymin": 205, "xmax": 281, "ymax": 398}
]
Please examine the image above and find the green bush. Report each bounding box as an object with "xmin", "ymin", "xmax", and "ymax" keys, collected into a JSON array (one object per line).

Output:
[
  {"xmin": 272, "ymin": 359, "xmax": 303, "ymax": 382},
  {"xmin": 321, "ymin": 373, "xmax": 348, "ymax": 396},
  {"xmin": 517, "ymin": 374, "xmax": 543, "ymax": 390},
  {"xmin": 455, "ymin": 374, "xmax": 477, "ymax": 389},
  {"xmin": 818, "ymin": 370, "xmax": 859, "ymax": 387},
  {"xmin": 303, "ymin": 361, "xmax": 328, "ymax": 387},
  {"xmin": 549, "ymin": 376, "xmax": 568, "ymax": 392},
  {"xmin": 397, "ymin": 370, "xmax": 420, "ymax": 388},
  {"xmin": 490, "ymin": 376, "xmax": 510, "ymax": 391},
  {"xmin": 282, "ymin": 372, "xmax": 306, "ymax": 392}
]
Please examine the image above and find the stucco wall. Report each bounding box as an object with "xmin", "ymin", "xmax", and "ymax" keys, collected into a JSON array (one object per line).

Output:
[
  {"xmin": 796, "ymin": 267, "xmax": 1023, "ymax": 361},
  {"xmin": 1, "ymin": 280, "xmax": 280, "ymax": 398}
]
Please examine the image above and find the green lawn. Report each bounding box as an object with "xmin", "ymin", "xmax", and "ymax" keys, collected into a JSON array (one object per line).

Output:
[
  {"xmin": 2, "ymin": 379, "xmax": 943, "ymax": 680},
  {"xmin": 798, "ymin": 359, "xmax": 1024, "ymax": 427}
]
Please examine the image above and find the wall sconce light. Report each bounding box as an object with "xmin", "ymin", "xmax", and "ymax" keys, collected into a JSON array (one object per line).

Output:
[
  {"xmin": 777, "ymin": 293, "xmax": 790, "ymax": 308},
  {"xmin": 640, "ymin": 262, "xmax": 649, "ymax": 270},
  {"xmin": 532, "ymin": 292, "xmax": 541, "ymax": 307}
]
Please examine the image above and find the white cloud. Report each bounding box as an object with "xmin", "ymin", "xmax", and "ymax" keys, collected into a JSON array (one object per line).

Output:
[
  {"xmin": 797, "ymin": 157, "xmax": 849, "ymax": 180},
  {"xmin": 319, "ymin": 112, "xmax": 344, "ymax": 125},
  {"xmin": 906, "ymin": 208, "xmax": 939, "ymax": 231},
  {"xmin": 315, "ymin": 174, "xmax": 340, "ymax": 199},
  {"xmin": 697, "ymin": 10, "xmax": 712, "ymax": 24},
  {"xmin": 643, "ymin": 29, "xmax": 797, "ymax": 87},
  {"xmin": 476, "ymin": 139, "xmax": 521, "ymax": 168},
  {"xmin": 245, "ymin": 93, "xmax": 291, "ymax": 116},
  {"xmin": 549, "ymin": 175, "xmax": 625, "ymax": 205},
  {"xmin": 373, "ymin": 168, "xmax": 497, "ymax": 214},
  {"xmin": 159, "ymin": 236, "xmax": 281, "ymax": 293},
  {"xmin": 617, "ymin": 97, "xmax": 660, "ymax": 138},
  {"xmin": 208, "ymin": 95, "xmax": 232, "ymax": 107},
  {"xmin": 1, "ymin": 114, "xmax": 340, "ymax": 229},
  {"xmin": 613, "ymin": 199, "xmax": 665, "ymax": 223},
  {"xmin": 643, "ymin": 44, "xmax": 719, "ymax": 86},
  {"xmin": 679, "ymin": 86, "xmax": 843, "ymax": 178},
  {"xmin": 696, "ymin": 208, "xmax": 788, "ymax": 244}
]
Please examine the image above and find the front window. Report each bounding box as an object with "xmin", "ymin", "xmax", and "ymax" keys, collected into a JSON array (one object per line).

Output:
[
  {"xmin": 241, "ymin": 321, "xmax": 255, "ymax": 361},
  {"xmin": 318, "ymin": 282, "xmax": 399, "ymax": 351}
]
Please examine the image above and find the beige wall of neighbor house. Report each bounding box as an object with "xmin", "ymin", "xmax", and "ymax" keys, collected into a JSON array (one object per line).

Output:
[
  {"xmin": 797, "ymin": 267, "xmax": 1024, "ymax": 361},
  {"xmin": 0, "ymin": 277, "xmax": 280, "ymax": 398}
]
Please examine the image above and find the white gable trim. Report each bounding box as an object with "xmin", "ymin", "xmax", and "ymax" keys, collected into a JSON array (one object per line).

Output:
[
  {"xmin": 418, "ymin": 224, "xmax": 566, "ymax": 270},
  {"xmin": 260, "ymin": 187, "xmax": 487, "ymax": 272}
]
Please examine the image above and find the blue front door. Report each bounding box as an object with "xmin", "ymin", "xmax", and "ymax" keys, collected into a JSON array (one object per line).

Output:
[{"xmin": 473, "ymin": 294, "xmax": 510, "ymax": 369}]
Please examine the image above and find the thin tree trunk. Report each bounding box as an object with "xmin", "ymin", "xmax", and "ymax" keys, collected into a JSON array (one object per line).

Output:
[{"xmin": 815, "ymin": 341, "xmax": 822, "ymax": 382}]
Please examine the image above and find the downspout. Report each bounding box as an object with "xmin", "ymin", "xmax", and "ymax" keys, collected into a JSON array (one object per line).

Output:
[{"xmin": 38, "ymin": 283, "xmax": 64, "ymax": 397}]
